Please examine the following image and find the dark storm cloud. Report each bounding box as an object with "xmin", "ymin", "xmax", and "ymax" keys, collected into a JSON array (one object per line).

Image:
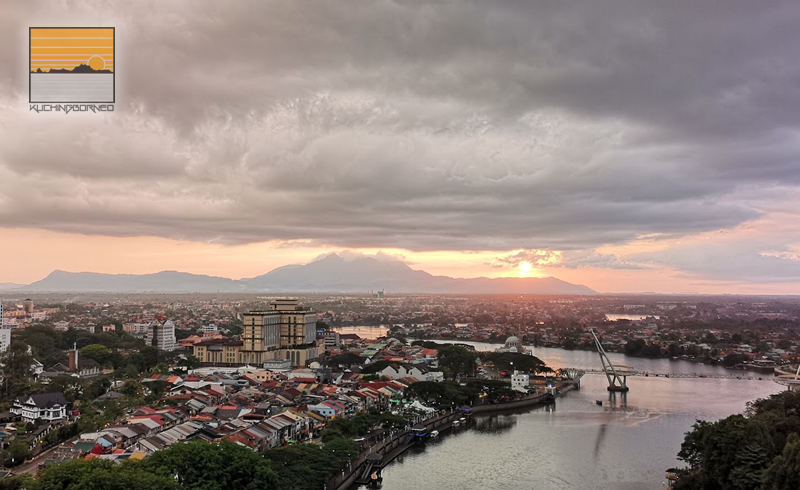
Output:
[{"xmin": 1, "ymin": 0, "xmax": 800, "ymax": 279}]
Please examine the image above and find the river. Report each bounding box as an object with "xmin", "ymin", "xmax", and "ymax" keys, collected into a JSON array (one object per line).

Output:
[{"xmin": 352, "ymin": 340, "xmax": 783, "ymax": 490}]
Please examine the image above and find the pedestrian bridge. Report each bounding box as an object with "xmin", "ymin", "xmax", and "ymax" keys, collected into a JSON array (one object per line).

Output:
[{"xmin": 570, "ymin": 369, "xmax": 772, "ymax": 380}]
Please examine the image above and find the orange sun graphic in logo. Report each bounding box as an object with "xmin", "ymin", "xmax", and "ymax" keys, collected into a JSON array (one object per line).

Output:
[{"xmin": 88, "ymin": 55, "xmax": 106, "ymax": 71}]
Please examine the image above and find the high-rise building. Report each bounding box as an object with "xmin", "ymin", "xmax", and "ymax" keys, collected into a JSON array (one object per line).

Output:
[
  {"xmin": 22, "ymin": 298, "xmax": 34, "ymax": 314},
  {"xmin": 146, "ymin": 320, "xmax": 177, "ymax": 352},
  {"xmin": 240, "ymin": 299, "xmax": 324, "ymax": 367},
  {"xmin": 0, "ymin": 327, "xmax": 11, "ymax": 353},
  {"xmin": 193, "ymin": 299, "xmax": 324, "ymax": 367}
]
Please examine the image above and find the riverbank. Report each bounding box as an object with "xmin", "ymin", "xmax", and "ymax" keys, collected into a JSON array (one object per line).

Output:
[
  {"xmin": 410, "ymin": 338, "xmax": 734, "ymax": 367},
  {"xmin": 364, "ymin": 374, "xmax": 783, "ymax": 490},
  {"xmin": 328, "ymin": 386, "xmax": 568, "ymax": 490}
]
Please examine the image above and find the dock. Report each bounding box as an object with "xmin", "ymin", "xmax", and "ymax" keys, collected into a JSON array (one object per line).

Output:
[{"xmin": 326, "ymin": 390, "xmax": 560, "ymax": 490}]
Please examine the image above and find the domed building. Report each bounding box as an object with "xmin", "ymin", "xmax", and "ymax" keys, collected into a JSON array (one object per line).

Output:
[{"xmin": 495, "ymin": 336, "xmax": 532, "ymax": 355}]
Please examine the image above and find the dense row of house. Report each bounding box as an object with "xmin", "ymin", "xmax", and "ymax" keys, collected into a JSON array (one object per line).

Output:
[{"xmin": 34, "ymin": 368, "xmax": 417, "ymax": 467}]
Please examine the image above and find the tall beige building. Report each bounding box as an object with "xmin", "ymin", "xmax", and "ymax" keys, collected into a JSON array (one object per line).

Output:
[{"xmin": 200, "ymin": 299, "xmax": 324, "ymax": 367}]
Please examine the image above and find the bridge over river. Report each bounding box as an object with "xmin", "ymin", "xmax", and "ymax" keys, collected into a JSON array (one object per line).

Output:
[{"xmin": 573, "ymin": 369, "xmax": 773, "ymax": 380}]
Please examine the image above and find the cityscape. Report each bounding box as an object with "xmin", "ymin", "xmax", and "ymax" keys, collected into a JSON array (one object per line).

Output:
[
  {"xmin": 2, "ymin": 1, "xmax": 800, "ymax": 490},
  {"xmin": 0, "ymin": 291, "xmax": 799, "ymax": 489}
]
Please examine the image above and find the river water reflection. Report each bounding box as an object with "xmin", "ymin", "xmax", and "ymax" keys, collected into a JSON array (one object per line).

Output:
[{"xmin": 355, "ymin": 342, "xmax": 783, "ymax": 490}]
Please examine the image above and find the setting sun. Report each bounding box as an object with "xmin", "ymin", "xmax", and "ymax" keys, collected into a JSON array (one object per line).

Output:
[{"xmin": 518, "ymin": 261, "xmax": 532, "ymax": 276}]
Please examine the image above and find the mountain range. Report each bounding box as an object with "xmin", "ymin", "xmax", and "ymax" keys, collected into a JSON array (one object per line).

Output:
[
  {"xmin": 11, "ymin": 253, "xmax": 595, "ymax": 294},
  {"xmin": 32, "ymin": 64, "xmax": 113, "ymax": 74}
]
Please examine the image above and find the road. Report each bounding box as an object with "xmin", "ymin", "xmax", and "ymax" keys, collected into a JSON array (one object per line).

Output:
[{"xmin": 12, "ymin": 437, "xmax": 79, "ymax": 475}]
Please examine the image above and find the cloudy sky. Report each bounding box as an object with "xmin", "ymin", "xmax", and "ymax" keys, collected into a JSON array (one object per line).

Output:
[{"xmin": 1, "ymin": 0, "xmax": 799, "ymax": 293}]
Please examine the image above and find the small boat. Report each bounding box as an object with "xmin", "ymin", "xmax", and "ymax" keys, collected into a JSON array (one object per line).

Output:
[
  {"xmin": 430, "ymin": 430, "xmax": 439, "ymax": 438},
  {"xmin": 368, "ymin": 471, "xmax": 383, "ymax": 488},
  {"xmin": 452, "ymin": 420, "xmax": 461, "ymax": 427},
  {"xmin": 459, "ymin": 417, "xmax": 466, "ymax": 423}
]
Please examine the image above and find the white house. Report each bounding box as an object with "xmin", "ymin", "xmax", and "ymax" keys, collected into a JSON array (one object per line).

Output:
[
  {"xmin": 11, "ymin": 392, "xmax": 68, "ymax": 422},
  {"xmin": 379, "ymin": 363, "xmax": 444, "ymax": 382},
  {"xmin": 510, "ymin": 370, "xmax": 530, "ymax": 393}
]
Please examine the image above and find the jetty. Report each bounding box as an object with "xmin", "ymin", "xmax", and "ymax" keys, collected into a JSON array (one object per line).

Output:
[{"xmin": 326, "ymin": 391, "xmax": 557, "ymax": 490}]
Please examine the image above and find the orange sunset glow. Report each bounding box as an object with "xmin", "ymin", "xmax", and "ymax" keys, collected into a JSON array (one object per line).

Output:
[
  {"xmin": 3, "ymin": 2, "xmax": 800, "ymax": 295},
  {"xmin": 30, "ymin": 28, "xmax": 113, "ymax": 72}
]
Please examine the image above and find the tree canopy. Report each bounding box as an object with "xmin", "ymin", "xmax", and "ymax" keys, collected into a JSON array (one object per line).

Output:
[
  {"xmin": 80, "ymin": 344, "xmax": 112, "ymax": 366},
  {"xmin": 674, "ymin": 391, "xmax": 800, "ymax": 490},
  {"xmin": 0, "ymin": 342, "xmax": 34, "ymax": 402},
  {"xmin": 480, "ymin": 352, "xmax": 552, "ymax": 374},
  {"xmin": 404, "ymin": 380, "xmax": 477, "ymax": 406},
  {"xmin": 21, "ymin": 441, "xmax": 278, "ymax": 490},
  {"xmin": 326, "ymin": 352, "xmax": 364, "ymax": 367},
  {"xmin": 436, "ymin": 345, "xmax": 478, "ymax": 379},
  {"xmin": 29, "ymin": 459, "xmax": 179, "ymax": 490},
  {"xmin": 141, "ymin": 441, "xmax": 277, "ymax": 490}
]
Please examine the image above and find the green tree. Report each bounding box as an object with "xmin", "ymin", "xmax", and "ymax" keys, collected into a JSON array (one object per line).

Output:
[
  {"xmin": 31, "ymin": 458, "xmax": 178, "ymax": 490},
  {"xmin": 123, "ymin": 363, "xmax": 140, "ymax": 379},
  {"xmin": 0, "ymin": 439, "xmax": 31, "ymax": 467},
  {"xmin": 141, "ymin": 441, "xmax": 277, "ymax": 490},
  {"xmin": 20, "ymin": 326, "xmax": 62, "ymax": 367},
  {"xmin": 84, "ymin": 376, "xmax": 112, "ymax": 401},
  {"xmin": 144, "ymin": 380, "xmax": 169, "ymax": 403},
  {"xmin": 323, "ymin": 437, "xmax": 358, "ymax": 460},
  {"xmin": 0, "ymin": 474, "xmax": 35, "ymax": 490},
  {"xmin": 723, "ymin": 353, "xmax": 749, "ymax": 368},
  {"xmin": 360, "ymin": 360, "xmax": 391, "ymax": 374},
  {"xmin": 80, "ymin": 344, "xmax": 112, "ymax": 366},
  {"xmin": 263, "ymin": 443, "xmax": 338, "ymax": 490},
  {"xmin": 0, "ymin": 342, "xmax": 34, "ymax": 401},
  {"xmin": 327, "ymin": 352, "xmax": 363, "ymax": 367},
  {"xmin": 178, "ymin": 354, "xmax": 201, "ymax": 370},
  {"xmin": 436, "ymin": 345, "xmax": 477, "ymax": 379},
  {"xmin": 466, "ymin": 379, "xmax": 516, "ymax": 403},
  {"xmin": 42, "ymin": 375, "xmax": 86, "ymax": 403},
  {"xmin": 481, "ymin": 352, "xmax": 551, "ymax": 374},
  {"xmin": 120, "ymin": 380, "xmax": 144, "ymax": 398},
  {"xmin": 404, "ymin": 380, "xmax": 474, "ymax": 406},
  {"xmin": 140, "ymin": 346, "xmax": 160, "ymax": 371},
  {"xmin": 763, "ymin": 433, "xmax": 800, "ymax": 490},
  {"xmin": 624, "ymin": 339, "xmax": 647, "ymax": 356},
  {"xmin": 672, "ymin": 391, "xmax": 800, "ymax": 490}
]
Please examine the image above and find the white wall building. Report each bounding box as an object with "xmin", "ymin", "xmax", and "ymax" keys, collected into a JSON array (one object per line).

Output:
[
  {"xmin": 146, "ymin": 320, "xmax": 177, "ymax": 352},
  {"xmin": 0, "ymin": 327, "xmax": 11, "ymax": 353},
  {"xmin": 11, "ymin": 393, "xmax": 68, "ymax": 422},
  {"xmin": 379, "ymin": 363, "xmax": 444, "ymax": 382},
  {"xmin": 511, "ymin": 370, "xmax": 530, "ymax": 393},
  {"xmin": 123, "ymin": 323, "xmax": 152, "ymax": 337}
]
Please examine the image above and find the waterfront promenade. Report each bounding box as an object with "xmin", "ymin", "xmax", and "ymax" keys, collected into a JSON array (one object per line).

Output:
[{"xmin": 325, "ymin": 390, "xmax": 559, "ymax": 490}]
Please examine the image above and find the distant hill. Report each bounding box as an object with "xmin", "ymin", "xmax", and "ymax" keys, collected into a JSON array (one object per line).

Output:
[
  {"xmin": 14, "ymin": 254, "xmax": 595, "ymax": 294},
  {"xmin": 0, "ymin": 282, "xmax": 24, "ymax": 291},
  {"xmin": 242, "ymin": 253, "xmax": 595, "ymax": 294},
  {"xmin": 21, "ymin": 270, "xmax": 243, "ymax": 293}
]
